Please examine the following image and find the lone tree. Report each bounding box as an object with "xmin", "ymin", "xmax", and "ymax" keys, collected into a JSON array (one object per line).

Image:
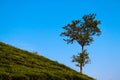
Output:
[{"xmin": 60, "ymin": 14, "xmax": 101, "ymax": 74}]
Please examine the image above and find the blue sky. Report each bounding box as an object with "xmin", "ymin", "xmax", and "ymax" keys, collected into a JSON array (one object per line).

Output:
[{"xmin": 0, "ymin": 0, "xmax": 120, "ymax": 80}]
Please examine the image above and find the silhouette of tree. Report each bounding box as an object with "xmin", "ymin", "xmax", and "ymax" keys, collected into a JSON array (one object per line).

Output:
[{"xmin": 60, "ymin": 14, "xmax": 101, "ymax": 73}]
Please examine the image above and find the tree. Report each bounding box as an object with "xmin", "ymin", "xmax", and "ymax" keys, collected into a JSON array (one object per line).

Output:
[
  {"xmin": 72, "ymin": 50, "xmax": 90, "ymax": 73},
  {"xmin": 60, "ymin": 14, "xmax": 101, "ymax": 74}
]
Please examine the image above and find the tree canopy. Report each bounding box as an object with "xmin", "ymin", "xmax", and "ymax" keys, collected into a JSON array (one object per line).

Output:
[{"xmin": 60, "ymin": 14, "xmax": 101, "ymax": 48}]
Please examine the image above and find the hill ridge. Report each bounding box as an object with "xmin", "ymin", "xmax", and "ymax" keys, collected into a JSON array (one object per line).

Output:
[{"xmin": 0, "ymin": 42, "xmax": 94, "ymax": 80}]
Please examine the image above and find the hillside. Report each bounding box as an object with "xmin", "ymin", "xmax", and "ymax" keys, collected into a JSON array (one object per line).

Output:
[{"xmin": 0, "ymin": 42, "xmax": 94, "ymax": 80}]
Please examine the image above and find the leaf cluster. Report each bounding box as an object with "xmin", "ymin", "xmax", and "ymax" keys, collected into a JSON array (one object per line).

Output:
[
  {"xmin": 72, "ymin": 50, "xmax": 90, "ymax": 67},
  {"xmin": 60, "ymin": 14, "xmax": 101, "ymax": 47}
]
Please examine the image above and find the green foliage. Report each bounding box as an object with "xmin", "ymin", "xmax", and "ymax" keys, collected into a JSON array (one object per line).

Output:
[
  {"xmin": 60, "ymin": 14, "xmax": 101, "ymax": 47},
  {"xmin": 0, "ymin": 42, "xmax": 94, "ymax": 80},
  {"xmin": 72, "ymin": 50, "xmax": 90, "ymax": 67}
]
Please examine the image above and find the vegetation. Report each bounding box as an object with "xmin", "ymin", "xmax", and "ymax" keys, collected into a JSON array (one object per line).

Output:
[
  {"xmin": 0, "ymin": 42, "xmax": 94, "ymax": 80},
  {"xmin": 60, "ymin": 14, "xmax": 101, "ymax": 73},
  {"xmin": 72, "ymin": 50, "xmax": 90, "ymax": 68}
]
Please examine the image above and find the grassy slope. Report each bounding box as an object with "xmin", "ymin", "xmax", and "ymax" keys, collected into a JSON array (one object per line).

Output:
[{"xmin": 0, "ymin": 42, "xmax": 94, "ymax": 80}]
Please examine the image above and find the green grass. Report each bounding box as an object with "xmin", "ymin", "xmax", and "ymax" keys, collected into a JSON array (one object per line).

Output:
[{"xmin": 0, "ymin": 42, "xmax": 95, "ymax": 80}]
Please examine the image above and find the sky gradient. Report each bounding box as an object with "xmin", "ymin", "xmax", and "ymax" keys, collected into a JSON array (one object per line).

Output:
[{"xmin": 0, "ymin": 0, "xmax": 120, "ymax": 80}]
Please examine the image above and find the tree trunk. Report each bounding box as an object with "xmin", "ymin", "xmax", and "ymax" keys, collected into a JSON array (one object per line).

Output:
[
  {"xmin": 80, "ymin": 46, "xmax": 84, "ymax": 74},
  {"xmin": 80, "ymin": 64, "xmax": 82, "ymax": 73}
]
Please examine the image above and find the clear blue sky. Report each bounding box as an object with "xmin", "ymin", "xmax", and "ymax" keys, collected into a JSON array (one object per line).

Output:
[{"xmin": 0, "ymin": 0, "xmax": 120, "ymax": 80}]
